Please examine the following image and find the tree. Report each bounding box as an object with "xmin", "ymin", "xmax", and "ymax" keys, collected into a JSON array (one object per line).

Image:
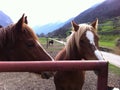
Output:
[{"xmin": 39, "ymin": 33, "xmax": 45, "ymax": 37}]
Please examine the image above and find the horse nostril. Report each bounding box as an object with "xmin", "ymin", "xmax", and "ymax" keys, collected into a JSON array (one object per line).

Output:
[
  {"xmin": 94, "ymin": 70, "xmax": 99, "ymax": 76},
  {"xmin": 41, "ymin": 71, "xmax": 54, "ymax": 79}
]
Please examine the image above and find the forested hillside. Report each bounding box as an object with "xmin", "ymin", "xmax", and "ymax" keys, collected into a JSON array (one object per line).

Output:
[{"xmin": 48, "ymin": 0, "xmax": 120, "ymax": 38}]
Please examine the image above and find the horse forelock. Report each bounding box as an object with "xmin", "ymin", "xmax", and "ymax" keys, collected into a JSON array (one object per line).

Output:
[
  {"xmin": 75, "ymin": 24, "xmax": 95, "ymax": 49},
  {"xmin": 66, "ymin": 24, "xmax": 96, "ymax": 57}
]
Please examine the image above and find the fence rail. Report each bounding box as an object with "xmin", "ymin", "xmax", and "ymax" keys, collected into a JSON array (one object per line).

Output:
[{"xmin": 0, "ymin": 60, "xmax": 108, "ymax": 90}]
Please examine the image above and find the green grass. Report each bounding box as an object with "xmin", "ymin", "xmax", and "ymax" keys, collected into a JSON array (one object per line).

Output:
[
  {"xmin": 39, "ymin": 37, "xmax": 47, "ymax": 44},
  {"xmin": 109, "ymin": 63, "xmax": 120, "ymax": 76},
  {"xmin": 98, "ymin": 18, "xmax": 120, "ymax": 48},
  {"xmin": 101, "ymin": 25, "xmax": 113, "ymax": 32},
  {"xmin": 99, "ymin": 35, "xmax": 119, "ymax": 48},
  {"xmin": 99, "ymin": 41, "xmax": 115, "ymax": 48},
  {"xmin": 98, "ymin": 18, "xmax": 120, "ymax": 49},
  {"xmin": 99, "ymin": 35, "xmax": 119, "ymax": 41},
  {"xmin": 99, "ymin": 20, "xmax": 113, "ymax": 32}
]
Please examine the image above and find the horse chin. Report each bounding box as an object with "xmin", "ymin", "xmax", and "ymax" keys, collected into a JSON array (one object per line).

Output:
[{"xmin": 40, "ymin": 71, "xmax": 54, "ymax": 79}]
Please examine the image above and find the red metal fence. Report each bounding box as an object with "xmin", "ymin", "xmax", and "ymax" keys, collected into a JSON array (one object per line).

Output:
[{"xmin": 0, "ymin": 60, "xmax": 108, "ymax": 90}]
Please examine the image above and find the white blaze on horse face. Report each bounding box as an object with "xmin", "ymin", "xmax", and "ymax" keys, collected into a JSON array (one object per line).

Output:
[
  {"xmin": 36, "ymin": 40, "xmax": 54, "ymax": 61},
  {"xmin": 86, "ymin": 31, "xmax": 104, "ymax": 60},
  {"xmin": 94, "ymin": 50, "xmax": 104, "ymax": 60},
  {"xmin": 86, "ymin": 30, "xmax": 95, "ymax": 45}
]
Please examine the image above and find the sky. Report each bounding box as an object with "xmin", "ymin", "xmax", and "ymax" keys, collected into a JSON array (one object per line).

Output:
[{"xmin": 0, "ymin": 0, "xmax": 105, "ymax": 27}]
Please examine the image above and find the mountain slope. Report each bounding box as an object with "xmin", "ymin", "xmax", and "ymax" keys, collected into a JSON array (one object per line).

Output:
[
  {"xmin": 48, "ymin": 0, "xmax": 120, "ymax": 37},
  {"xmin": 0, "ymin": 11, "xmax": 13, "ymax": 27},
  {"xmin": 74, "ymin": 0, "xmax": 120, "ymax": 23}
]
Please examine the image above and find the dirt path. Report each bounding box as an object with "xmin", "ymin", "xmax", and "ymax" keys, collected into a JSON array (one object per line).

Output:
[
  {"xmin": 102, "ymin": 51, "xmax": 120, "ymax": 68},
  {"xmin": 0, "ymin": 71, "xmax": 119, "ymax": 90}
]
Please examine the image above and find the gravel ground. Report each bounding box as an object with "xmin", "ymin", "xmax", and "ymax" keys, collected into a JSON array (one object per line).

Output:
[{"xmin": 0, "ymin": 71, "xmax": 119, "ymax": 90}]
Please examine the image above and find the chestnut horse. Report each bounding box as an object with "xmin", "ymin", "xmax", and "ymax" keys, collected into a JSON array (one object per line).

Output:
[
  {"xmin": 0, "ymin": 14, "xmax": 53, "ymax": 61},
  {"xmin": 54, "ymin": 19, "xmax": 104, "ymax": 90}
]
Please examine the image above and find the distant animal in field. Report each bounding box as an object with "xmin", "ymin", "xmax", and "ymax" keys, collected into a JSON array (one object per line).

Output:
[
  {"xmin": 107, "ymin": 86, "xmax": 120, "ymax": 90},
  {"xmin": 0, "ymin": 14, "xmax": 53, "ymax": 61},
  {"xmin": 54, "ymin": 19, "xmax": 104, "ymax": 90},
  {"xmin": 0, "ymin": 25, "xmax": 3, "ymax": 28},
  {"xmin": 49, "ymin": 40, "xmax": 54, "ymax": 45}
]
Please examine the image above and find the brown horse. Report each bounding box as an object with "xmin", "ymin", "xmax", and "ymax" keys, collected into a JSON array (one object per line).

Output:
[
  {"xmin": 0, "ymin": 14, "xmax": 53, "ymax": 61},
  {"xmin": 54, "ymin": 19, "xmax": 104, "ymax": 90}
]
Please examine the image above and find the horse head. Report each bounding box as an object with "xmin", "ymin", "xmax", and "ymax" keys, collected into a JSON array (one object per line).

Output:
[
  {"xmin": 0, "ymin": 14, "xmax": 53, "ymax": 61},
  {"xmin": 66, "ymin": 19, "xmax": 104, "ymax": 60}
]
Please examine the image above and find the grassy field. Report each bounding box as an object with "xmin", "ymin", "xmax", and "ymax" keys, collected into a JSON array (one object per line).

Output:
[
  {"xmin": 99, "ymin": 20, "xmax": 113, "ymax": 32},
  {"xmin": 99, "ymin": 41, "xmax": 115, "ymax": 48},
  {"xmin": 98, "ymin": 17, "xmax": 120, "ymax": 49},
  {"xmin": 38, "ymin": 38, "xmax": 47, "ymax": 44},
  {"xmin": 99, "ymin": 34, "xmax": 120, "ymax": 55},
  {"xmin": 99, "ymin": 34, "xmax": 119, "ymax": 48},
  {"xmin": 109, "ymin": 64, "xmax": 120, "ymax": 76},
  {"xmin": 39, "ymin": 37, "xmax": 64, "ymax": 58}
]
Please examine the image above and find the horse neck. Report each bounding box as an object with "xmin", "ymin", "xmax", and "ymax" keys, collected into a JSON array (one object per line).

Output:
[
  {"xmin": 56, "ymin": 46, "xmax": 83, "ymax": 60},
  {"xmin": 55, "ymin": 48, "xmax": 67, "ymax": 60},
  {"xmin": 66, "ymin": 47, "xmax": 83, "ymax": 60}
]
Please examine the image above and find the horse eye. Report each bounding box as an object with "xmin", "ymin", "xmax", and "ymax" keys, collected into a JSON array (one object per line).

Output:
[
  {"xmin": 26, "ymin": 40, "xmax": 35, "ymax": 47},
  {"xmin": 80, "ymin": 39, "xmax": 84, "ymax": 43}
]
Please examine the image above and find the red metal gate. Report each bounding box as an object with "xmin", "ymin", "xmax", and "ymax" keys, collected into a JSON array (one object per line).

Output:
[{"xmin": 0, "ymin": 60, "xmax": 108, "ymax": 90}]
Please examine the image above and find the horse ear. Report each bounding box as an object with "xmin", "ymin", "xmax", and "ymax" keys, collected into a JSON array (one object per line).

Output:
[
  {"xmin": 91, "ymin": 18, "xmax": 98, "ymax": 31},
  {"xmin": 71, "ymin": 21, "xmax": 79, "ymax": 32},
  {"xmin": 15, "ymin": 14, "xmax": 25, "ymax": 32},
  {"xmin": 25, "ymin": 16, "xmax": 28, "ymax": 24}
]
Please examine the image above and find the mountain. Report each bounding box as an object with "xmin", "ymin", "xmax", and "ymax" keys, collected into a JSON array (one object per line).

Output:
[
  {"xmin": 33, "ymin": 18, "xmax": 74, "ymax": 35},
  {"xmin": 0, "ymin": 11, "xmax": 13, "ymax": 27},
  {"xmin": 74, "ymin": 0, "xmax": 120, "ymax": 23},
  {"xmin": 33, "ymin": 22, "xmax": 65, "ymax": 35},
  {"xmin": 48, "ymin": 0, "xmax": 120, "ymax": 37}
]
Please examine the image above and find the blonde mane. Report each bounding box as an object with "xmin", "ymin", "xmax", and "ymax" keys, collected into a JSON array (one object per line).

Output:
[{"xmin": 66, "ymin": 24, "xmax": 95, "ymax": 58}]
